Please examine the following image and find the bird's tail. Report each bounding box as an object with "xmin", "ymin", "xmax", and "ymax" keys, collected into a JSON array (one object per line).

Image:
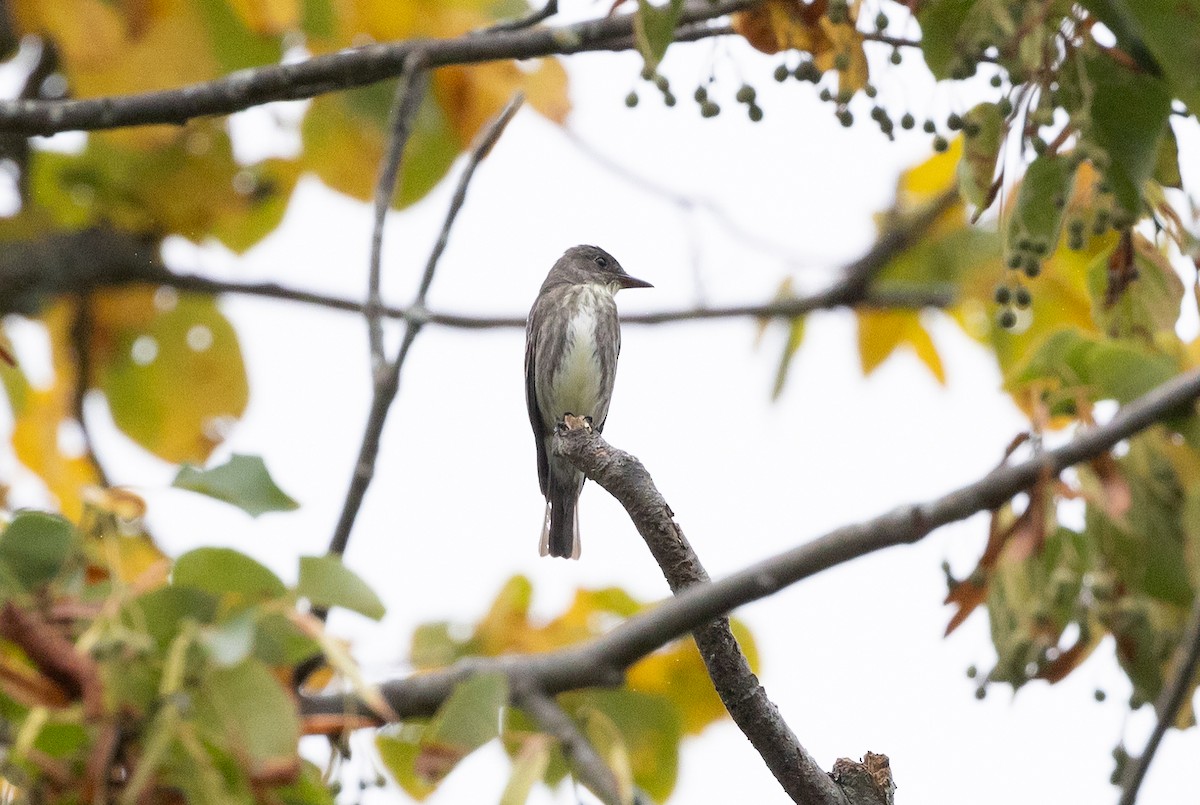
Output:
[{"xmin": 539, "ymin": 482, "xmax": 581, "ymax": 559}]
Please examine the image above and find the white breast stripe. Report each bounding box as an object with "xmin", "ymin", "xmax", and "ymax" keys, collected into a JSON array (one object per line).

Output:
[{"xmin": 549, "ymin": 286, "xmax": 608, "ymax": 421}]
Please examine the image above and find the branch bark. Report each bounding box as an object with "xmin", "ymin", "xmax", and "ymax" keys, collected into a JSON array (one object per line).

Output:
[
  {"xmin": 300, "ymin": 368, "xmax": 1200, "ymax": 799},
  {"xmin": 550, "ymin": 421, "xmax": 845, "ymax": 804},
  {"xmin": 0, "ymin": 0, "xmax": 757, "ymax": 136}
]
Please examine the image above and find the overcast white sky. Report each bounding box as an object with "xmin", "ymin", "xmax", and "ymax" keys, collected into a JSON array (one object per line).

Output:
[{"xmin": 6, "ymin": 4, "xmax": 1200, "ymax": 803}]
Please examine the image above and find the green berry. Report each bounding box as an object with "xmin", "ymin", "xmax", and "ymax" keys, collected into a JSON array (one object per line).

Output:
[
  {"xmin": 990, "ymin": 74, "xmax": 1003, "ymax": 88},
  {"xmin": 933, "ymin": 135, "xmax": 949, "ymax": 152},
  {"xmin": 663, "ymin": 92, "xmax": 676, "ymax": 107},
  {"xmin": 700, "ymin": 101, "xmax": 720, "ymax": 118},
  {"xmin": 1023, "ymin": 258, "xmax": 1042, "ymax": 278},
  {"xmin": 966, "ymin": 665, "xmax": 978, "ymax": 679},
  {"xmin": 624, "ymin": 91, "xmax": 639, "ymax": 108},
  {"xmin": 735, "ymin": 84, "xmax": 756, "ymax": 104},
  {"xmin": 1014, "ymin": 287, "xmax": 1032, "ymax": 308},
  {"xmin": 837, "ymin": 109, "xmax": 854, "ymax": 127},
  {"xmin": 994, "ymin": 285, "xmax": 1012, "ymax": 305},
  {"xmin": 819, "ymin": 87, "xmax": 833, "ymax": 102},
  {"xmin": 875, "ymin": 12, "xmax": 888, "ymax": 29},
  {"xmin": 998, "ymin": 309, "xmax": 1017, "ymax": 329},
  {"xmin": 774, "ymin": 64, "xmax": 789, "ymax": 82},
  {"xmin": 901, "ymin": 113, "xmax": 915, "ymax": 129},
  {"xmin": 748, "ymin": 104, "xmax": 764, "ymax": 122},
  {"xmin": 922, "ymin": 119, "xmax": 936, "ymax": 133},
  {"xmin": 1094, "ymin": 689, "xmax": 1107, "ymax": 702},
  {"xmin": 654, "ymin": 74, "xmax": 670, "ymax": 91},
  {"xmin": 890, "ymin": 49, "xmax": 902, "ymax": 65},
  {"xmin": 870, "ymin": 106, "xmax": 884, "ymax": 121},
  {"xmin": 864, "ymin": 84, "xmax": 878, "ymax": 98},
  {"xmin": 694, "ymin": 86, "xmax": 708, "ymax": 102},
  {"xmin": 946, "ymin": 112, "xmax": 963, "ymax": 130}
]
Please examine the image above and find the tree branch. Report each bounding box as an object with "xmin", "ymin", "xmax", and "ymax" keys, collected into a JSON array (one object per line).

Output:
[
  {"xmin": 300, "ymin": 368, "xmax": 1200, "ymax": 796},
  {"xmin": 550, "ymin": 420, "xmax": 844, "ymax": 804},
  {"xmin": 1118, "ymin": 593, "xmax": 1200, "ymax": 805},
  {"xmin": 0, "ymin": 0, "xmax": 757, "ymax": 136},
  {"xmin": 513, "ymin": 683, "xmax": 622, "ymax": 805},
  {"xmin": 366, "ymin": 56, "xmax": 429, "ymax": 370},
  {"xmin": 326, "ymin": 92, "xmax": 523, "ymax": 558}
]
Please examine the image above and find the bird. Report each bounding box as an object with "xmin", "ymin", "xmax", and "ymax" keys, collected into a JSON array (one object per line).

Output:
[{"xmin": 524, "ymin": 245, "xmax": 652, "ymax": 558}]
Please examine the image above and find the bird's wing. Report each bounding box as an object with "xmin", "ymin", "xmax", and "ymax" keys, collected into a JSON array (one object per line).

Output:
[
  {"xmin": 525, "ymin": 302, "xmax": 551, "ymax": 496},
  {"xmin": 593, "ymin": 297, "xmax": 621, "ymax": 434}
]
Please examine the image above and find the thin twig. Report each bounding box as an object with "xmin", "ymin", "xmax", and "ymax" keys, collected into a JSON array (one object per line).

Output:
[
  {"xmin": 513, "ymin": 684, "xmax": 622, "ymax": 805},
  {"xmin": 1118, "ymin": 595, "xmax": 1200, "ymax": 805},
  {"xmin": 0, "ymin": 0, "xmax": 758, "ymax": 136},
  {"xmin": 67, "ymin": 294, "xmax": 110, "ymax": 488},
  {"xmin": 299, "ymin": 368, "xmax": 1200, "ymax": 734},
  {"xmin": 326, "ymin": 93, "xmax": 524, "ymax": 559},
  {"xmin": 367, "ymin": 56, "xmax": 429, "ymax": 370}
]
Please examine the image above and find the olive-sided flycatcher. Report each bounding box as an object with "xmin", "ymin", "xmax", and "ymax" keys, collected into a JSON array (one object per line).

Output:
[{"xmin": 525, "ymin": 245, "xmax": 652, "ymax": 559}]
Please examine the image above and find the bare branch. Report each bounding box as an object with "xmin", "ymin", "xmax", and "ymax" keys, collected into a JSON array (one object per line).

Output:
[
  {"xmin": 0, "ymin": 0, "xmax": 757, "ymax": 136},
  {"xmin": 1118, "ymin": 593, "xmax": 1200, "ymax": 805},
  {"xmin": 513, "ymin": 684, "xmax": 623, "ymax": 805},
  {"xmin": 551, "ymin": 422, "xmax": 844, "ymax": 805},
  {"xmin": 301, "ymin": 369, "xmax": 1200, "ymax": 796},
  {"xmin": 326, "ymin": 93, "xmax": 524, "ymax": 558},
  {"xmin": 367, "ymin": 56, "xmax": 429, "ymax": 370}
]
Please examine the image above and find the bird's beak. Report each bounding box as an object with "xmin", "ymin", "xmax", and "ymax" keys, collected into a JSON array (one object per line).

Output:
[{"xmin": 618, "ymin": 274, "xmax": 654, "ymax": 289}]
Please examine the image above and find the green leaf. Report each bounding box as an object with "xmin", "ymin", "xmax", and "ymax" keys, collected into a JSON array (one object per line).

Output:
[
  {"xmin": 1153, "ymin": 123, "xmax": 1182, "ymax": 188},
  {"xmin": 173, "ymin": 454, "xmax": 299, "ymax": 518},
  {"xmin": 101, "ymin": 294, "xmax": 248, "ymax": 465},
  {"xmin": 1083, "ymin": 341, "xmax": 1178, "ymax": 405},
  {"xmin": 1084, "ymin": 51, "xmax": 1172, "ymax": 215},
  {"xmin": 1006, "ymin": 154, "xmax": 1076, "ymax": 262},
  {"xmin": 580, "ymin": 708, "xmax": 635, "ymax": 805},
  {"xmin": 297, "ymin": 555, "xmax": 386, "ymax": 620},
  {"xmin": 771, "ymin": 317, "xmax": 806, "ymax": 400},
  {"xmin": 957, "ymin": 102, "xmax": 1003, "ymax": 210},
  {"xmin": 1092, "ymin": 0, "xmax": 1200, "ymax": 113},
  {"xmin": 0, "ymin": 511, "xmax": 75, "ymax": 590},
  {"xmin": 196, "ymin": 0, "xmax": 284, "ymax": 73},
  {"xmin": 917, "ymin": 0, "xmax": 974, "ymax": 79},
  {"xmin": 499, "ymin": 736, "xmax": 553, "ymax": 805},
  {"xmin": 377, "ymin": 727, "xmax": 437, "ymax": 801},
  {"xmin": 300, "ymin": 0, "xmax": 337, "ymax": 40},
  {"xmin": 1086, "ymin": 239, "xmax": 1184, "ymax": 339},
  {"xmin": 278, "ymin": 760, "xmax": 337, "ymax": 805},
  {"xmin": 633, "ymin": 0, "xmax": 685, "ymax": 75},
  {"xmin": 199, "ymin": 658, "xmax": 300, "ymax": 768},
  {"xmin": 173, "ymin": 547, "xmax": 287, "ymax": 600},
  {"xmin": 254, "ymin": 612, "xmax": 322, "ymax": 666},
  {"xmin": 124, "ymin": 587, "xmax": 219, "ymax": 651},
  {"xmin": 423, "ymin": 673, "xmax": 508, "ymax": 763},
  {"xmin": 564, "ymin": 690, "xmax": 680, "ymax": 802}
]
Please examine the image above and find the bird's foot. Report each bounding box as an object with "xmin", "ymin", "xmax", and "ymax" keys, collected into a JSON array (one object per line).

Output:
[{"xmin": 557, "ymin": 413, "xmax": 593, "ymax": 434}]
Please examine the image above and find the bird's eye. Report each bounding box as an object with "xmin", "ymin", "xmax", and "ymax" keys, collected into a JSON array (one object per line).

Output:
[{"xmin": 594, "ymin": 255, "xmax": 608, "ymax": 268}]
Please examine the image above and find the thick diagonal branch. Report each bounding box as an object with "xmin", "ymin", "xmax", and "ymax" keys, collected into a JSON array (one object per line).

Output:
[
  {"xmin": 551, "ymin": 424, "xmax": 845, "ymax": 805},
  {"xmin": 300, "ymin": 369, "xmax": 1200, "ymax": 797}
]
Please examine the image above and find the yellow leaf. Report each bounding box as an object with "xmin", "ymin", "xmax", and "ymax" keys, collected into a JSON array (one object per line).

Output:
[
  {"xmin": 857, "ymin": 310, "xmax": 946, "ymax": 384},
  {"xmin": 226, "ymin": 0, "xmax": 299, "ymax": 33},
  {"xmin": 434, "ymin": 58, "xmax": 570, "ymax": 145},
  {"xmin": 5, "ymin": 301, "xmax": 101, "ymax": 520},
  {"xmin": 732, "ymin": 0, "xmax": 867, "ymax": 90},
  {"xmin": 626, "ymin": 619, "xmax": 760, "ymax": 735}
]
